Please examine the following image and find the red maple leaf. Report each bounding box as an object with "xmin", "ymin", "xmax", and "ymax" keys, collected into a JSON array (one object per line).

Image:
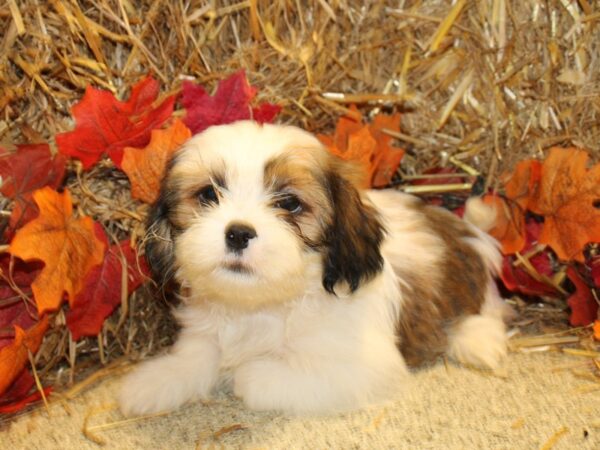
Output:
[
  {"xmin": 66, "ymin": 231, "xmax": 149, "ymax": 340},
  {"xmin": 182, "ymin": 70, "xmax": 281, "ymax": 134},
  {"xmin": 499, "ymin": 220, "xmax": 559, "ymax": 297},
  {"xmin": 0, "ymin": 369, "xmax": 35, "ymax": 412},
  {"xmin": 0, "ymin": 369, "xmax": 52, "ymax": 414},
  {"xmin": 55, "ymin": 76, "xmax": 175, "ymax": 169},
  {"xmin": 0, "ymin": 254, "xmax": 48, "ymax": 412},
  {"xmin": 0, "ymin": 374, "xmax": 52, "ymax": 414},
  {"xmin": 0, "ymin": 255, "xmax": 42, "ymax": 350},
  {"xmin": 0, "ymin": 144, "xmax": 67, "ymax": 236},
  {"xmin": 252, "ymin": 103, "xmax": 282, "ymax": 124},
  {"xmin": 566, "ymin": 267, "xmax": 598, "ymax": 326},
  {"xmin": 588, "ymin": 255, "xmax": 600, "ymax": 288}
]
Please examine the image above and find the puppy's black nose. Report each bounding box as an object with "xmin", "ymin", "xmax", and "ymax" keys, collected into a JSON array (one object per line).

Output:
[{"xmin": 225, "ymin": 223, "xmax": 257, "ymax": 252}]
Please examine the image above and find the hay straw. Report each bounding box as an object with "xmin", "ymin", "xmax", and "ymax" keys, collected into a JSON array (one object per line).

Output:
[
  {"xmin": 540, "ymin": 426, "xmax": 569, "ymax": 450},
  {"xmin": 563, "ymin": 348, "xmax": 600, "ymax": 359},
  {"xmin": 510, "ymin": 335, "xmax": 580, "ymax": 349},
  {"xmin": 27, "ymin": 349, "xmax": 50, "ymax": 414}
]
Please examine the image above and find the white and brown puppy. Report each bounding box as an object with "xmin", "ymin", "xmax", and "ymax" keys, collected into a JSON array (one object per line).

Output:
[{"xmin": 119, "ymin": 121, "xmax": 509, "ymax": 416}]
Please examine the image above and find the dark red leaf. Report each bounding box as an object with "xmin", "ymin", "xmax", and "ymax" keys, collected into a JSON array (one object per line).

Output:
[
  {"xmin": 0, "ymin": 368, "xmax": 51, "ymax": 414},
  {"xmin": 66, "ymin": 232, "xmax": 149, "ymax": 340},
  {"xmin": 0, "ymin": 255, "xmax": 42, "ymax": 350},
  {"xmin": 566, "ymin": 266, "xmax": 598, "ymax": 326},
  {"xmin": 0, "ymin": 255, "xmax": 47, "ymax": 409},
  {"xmin": 0, "ymin": 369, "xmax": 34, "ymax": 406},
  {"xmin": 252, "ymin": 103, "xmax": 282, "ymax": 124},
  {"xmin": 0, "ymin": 144, "xmax": 67, "ymax": 236},
  {"xmin": 500, "ymin": 255, "xmax": 558, "ymax": 297},
  {"xmin": 182, "ymin": 70, "xmax": 280, "ymax": 134},
  {"xmin": 0, "ymin": 315, "xmax": 49, "ymax": 396},
  {"xmin": 588, "ymin": 255, "xmax": 600, "ymax": 288},
  {"xmin": 55, "ymin": 76, "xmax": 175, "ymax": 169},
  {"xmin": 499, "ymin": 219, "xmax": 559, "ymax": 297}
]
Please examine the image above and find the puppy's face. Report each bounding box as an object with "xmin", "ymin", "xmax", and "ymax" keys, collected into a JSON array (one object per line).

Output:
[{"xmin": 146, "ymin": 121, "xmax": 384, "ymax": 309}]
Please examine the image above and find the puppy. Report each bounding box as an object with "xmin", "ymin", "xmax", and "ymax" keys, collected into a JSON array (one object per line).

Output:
[{"xmin": 119, "ymin": 121, "xmax": 509, "ymax": 416}]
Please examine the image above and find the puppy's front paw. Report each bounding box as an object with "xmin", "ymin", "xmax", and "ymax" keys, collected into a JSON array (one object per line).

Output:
[
  {"xmin": 233, "ymin": 360, "xmax": 279, "ymax": 411},
  {"xmin": 119, "ymin": 356, "xmax": 193, "ymax": 417}
]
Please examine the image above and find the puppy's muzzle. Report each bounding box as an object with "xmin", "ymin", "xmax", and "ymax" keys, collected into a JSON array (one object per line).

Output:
[{"xmin": 225, "ymin": 222, "xmax": 257, "ymax": 253}]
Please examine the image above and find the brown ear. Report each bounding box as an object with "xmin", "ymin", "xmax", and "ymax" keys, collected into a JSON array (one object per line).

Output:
[{"xmin": 321, "ymin": 167, "xmax": 385, "ymax": 294}]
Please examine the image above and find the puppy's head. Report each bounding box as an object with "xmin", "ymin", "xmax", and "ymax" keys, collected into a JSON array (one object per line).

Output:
[{"xmin": 146, "ymin": 121, "xmax": 384, "ymax": 309}]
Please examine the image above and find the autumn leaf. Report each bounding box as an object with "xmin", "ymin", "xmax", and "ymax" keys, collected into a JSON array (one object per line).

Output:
[
  {"xmin": 566, "ymin": 267, "xmax": 598, "ymax": 326},
  {"xmin": 0, "ymin": 368, "xmax": 52, "ymax": 414},
  {"xmin": 341, "ymin": 127, "xmax": 378, "ymax": 187},
  {"xmin": 0, "ymin": 315, "xmax": 48, "ymax": 396},
  {"xmin": 67, "ymin": 237, "xmax": 149, "ymax": 340},
  {"xmin": 317, "ymin": 109, "xmax": 404, "ymax": 187},
  {"xmin": 499, "ymin": 220, "xmax": 559, "ymax": 297},
  {"xmin": 483, "ymin": 194, "xmax": 526, "ymax": 255},
  {"xmin": 593, "ymin": 320, "xmax": 600, "ymax": 341},
  {"xmin": 0, "ymin": 256, "xmax": 48, "ymax": 408},
  {"xmin": 0, "ymin": 256, "xmax": 42, "ymax": 349},
  {"xmin": 529, "ymin": 147, "xmax": 600, "ymax": 262},
  {"xmin": 317, "ymin": 111, "xmax": 363, "ymax": 155},
  {"xmin": 55, "ymin": 75, "xmax": 175, "ymax": 169},
  {"xmin": 503, "ymin": 159, "xmax": 542, "ymax": 209},
  {"xmin": 182, "ymin": 70, "xmax": 281, "ymax": 134},
  {"xmin": 369, "ymin": 112, "xmax": 405, "ymax": 187},
  {"xmin": 589, "ymin": 255, "xmax": 600, "ymax": 288},
  {"xmin": 9, "ymin": 188, "xmax": 106, "ymax": 314},
  {"xmin": 122, "ymin": 119, "xmax": 191, "ymax": 203},
  {"xmin": 0, "ymin": 144, "xmax": 67, "ymax": 235},
  {"xmin": 251, "ymin": 103, "xmax": 282, "ymax": 124},
  {"xmin": 481, "ymin": 160, "xmax": 542, "ymax": 255},
  {"xmin": 0, "ymin": 370, "xmax": 35, "ymax": 412}
]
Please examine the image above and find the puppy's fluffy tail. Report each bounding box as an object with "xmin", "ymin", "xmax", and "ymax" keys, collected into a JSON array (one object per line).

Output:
[{"xmin": 463, "ymin": 197, "xmax": 496, "ymax": 233}]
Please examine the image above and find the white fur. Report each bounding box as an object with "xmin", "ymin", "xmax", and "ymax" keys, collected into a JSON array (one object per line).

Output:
[
  {"xmin": 119, "ymin": 121, "xmax": 508, "ymax": 417},
  {"xmin": 120, "ymin": 262, "xmax": 406, "ymax": 415}
]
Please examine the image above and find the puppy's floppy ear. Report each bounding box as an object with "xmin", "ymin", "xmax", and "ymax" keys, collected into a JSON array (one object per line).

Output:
[
  {"xmin": 321, "ymin": 165, "xmax": 385, "ymax": 294},
  {"xmin": 145, "ymin": 186, "xmax": 178, "ymax": 291}
]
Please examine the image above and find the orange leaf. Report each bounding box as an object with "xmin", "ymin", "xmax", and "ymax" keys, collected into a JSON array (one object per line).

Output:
[
  {"xmin": 503, "ymin": 159, "xmax": 542, "ymax": 209},
  {"xmin": 0, "ymin": 315, "xmax": 48, "ymax": 396},
  {"xmin": 346, "ymin": 127, "xmax": 378, "ymax": 186},
  {"xmin": 318, "ymin": 109, "xmax": 405, "ymax": 187},
  {"xmin": 593, "ymin": 320, "xmax": 600, "ymax": 341},
  {"xmin": 369, "ymin": 113, "xmax": 405, "ymax": 187},
  {"xmin": 483, "ymin": 194, "xmax": 526, "ymax": 255},
  {"xmin": 529, "ymin": 147, "xmax": 600, "ymax": 262},
  {"xmin": 9, "ymin": 188, "xmax": 106, "ymax": 313},
  {"xmin": 122, "ymin": 119, "xmax": 191, "ymax": 203}
]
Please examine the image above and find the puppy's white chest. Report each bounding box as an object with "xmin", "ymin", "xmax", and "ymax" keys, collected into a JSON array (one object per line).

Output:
[{"xmin": 218, "ymin": 311, "xmax": 286, "ymax": 368}]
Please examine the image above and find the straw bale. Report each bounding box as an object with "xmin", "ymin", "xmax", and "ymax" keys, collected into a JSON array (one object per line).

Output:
[{"xmin": 1, "ymin": 0, "xmax": 600, "ymax": 393}]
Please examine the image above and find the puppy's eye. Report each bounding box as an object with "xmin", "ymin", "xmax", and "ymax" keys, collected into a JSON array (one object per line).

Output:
[
  {"xmin": 275, "ymin": 195, "xmax": 302, "ymax": 214},
  {"xmin": 197, "ymin": 185, "xmax": 219, "ymax": 205}
]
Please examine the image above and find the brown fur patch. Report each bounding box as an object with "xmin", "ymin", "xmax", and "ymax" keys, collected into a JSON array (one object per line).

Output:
[
  {"xmin": 263, "ymin": 150, "xmax": 333, "ymax": 246},
  {"xmin": 264, "ymin": 150, "xmax": 384, "ymax": 292},
  {"xmin": 395, "ymin": 203, "xmax": 488, "ymax": 367},
  {"xmin": 321, "ymin": 164, "xmax": 384, "ymax": 293}
]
